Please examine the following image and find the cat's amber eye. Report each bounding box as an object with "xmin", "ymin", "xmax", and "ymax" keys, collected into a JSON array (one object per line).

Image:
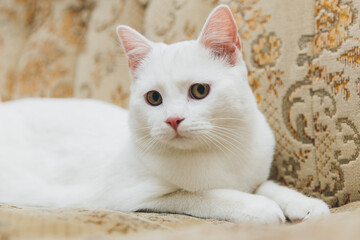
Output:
[
  {"xmin": 146, "ymin": 90, "xmax": 163, "ymax": 106},
  {"xmin": 189, "ymin": 83, "xmax": 210, "ymax": 100}
]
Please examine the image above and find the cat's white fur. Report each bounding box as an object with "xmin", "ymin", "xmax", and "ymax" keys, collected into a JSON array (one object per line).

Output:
[{"xmin": 0, "ymin": 5, "xmax": 329, "ymax": 224}]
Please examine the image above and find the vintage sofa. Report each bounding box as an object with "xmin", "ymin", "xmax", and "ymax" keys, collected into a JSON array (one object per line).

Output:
[{"xmin": 0, "ymin": 0, "xmax": 359, "ymax": 239}]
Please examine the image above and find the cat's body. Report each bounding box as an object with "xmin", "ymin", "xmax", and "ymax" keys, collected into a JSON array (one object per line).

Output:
[
  {"xmin": 0, "ymin": 98, "xmax": 129, "ymax": 207},
  {"xmin": 0, "ymin": 96, "xmax": 270, "ymax": 209},
  {"xmin": 0, "ymin": 5, "xmax": 329, "ymax": 223}
]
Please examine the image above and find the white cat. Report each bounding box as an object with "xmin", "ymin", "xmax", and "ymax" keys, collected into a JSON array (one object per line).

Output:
[{"xmin": 0, "ymin": 5, "xmax": 329, "ymax": 224}]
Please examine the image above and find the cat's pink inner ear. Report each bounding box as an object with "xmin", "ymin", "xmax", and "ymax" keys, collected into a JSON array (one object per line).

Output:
[
  {"xmin": 117, "ymin": 26, "xmax": 152, "ymax": 76},
  {"xmin": 198, "ymin": 5, "xmax": 241, "ymax": 65}
]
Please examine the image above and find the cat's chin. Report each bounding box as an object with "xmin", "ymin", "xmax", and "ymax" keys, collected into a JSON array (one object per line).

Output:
[{"xmin": 161, "ymin": 135, "xmax": 203, "ymax": 151}]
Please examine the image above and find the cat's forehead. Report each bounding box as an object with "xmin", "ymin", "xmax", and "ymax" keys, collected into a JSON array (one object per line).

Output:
[
  {"xmin": 138, "ymin": 41, "xmax": 225, "ymax": 86},
  {"xmin": 151, "ymin": 41, "xmax": 206, "ymax": 68}
]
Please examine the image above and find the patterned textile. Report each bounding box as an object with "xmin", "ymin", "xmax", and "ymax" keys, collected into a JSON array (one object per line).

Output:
[
  {"xmin": 0, "ymin": 202, "xmax": 359, "ymax": 239},
  {"xmin": 0, "ymin": 0, "xmax": 359, "ymax": 207}
]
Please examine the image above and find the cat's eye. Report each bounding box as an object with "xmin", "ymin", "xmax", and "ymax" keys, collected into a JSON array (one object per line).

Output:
[
  {"xmin": 189, "ymin": 83, "xmax": 210, "ymax": 100},
  {"xmin": 146, "ymin": 90, "xmax": 162, "ymax": 106}
]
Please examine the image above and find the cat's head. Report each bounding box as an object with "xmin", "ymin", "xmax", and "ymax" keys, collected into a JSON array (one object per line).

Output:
[{"xmin": 117, "ymin": 5, "xmax": 257, "ymax": 151}]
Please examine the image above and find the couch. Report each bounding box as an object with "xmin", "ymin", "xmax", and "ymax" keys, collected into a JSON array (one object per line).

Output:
[{"xmin": 0, "ymin": 0, "xmax": 359, "ymax": 239}]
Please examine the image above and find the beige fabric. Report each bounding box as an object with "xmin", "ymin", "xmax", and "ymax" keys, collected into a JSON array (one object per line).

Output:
[
  {"xmin": 144, "ymin": 0, "xmax": 217, "ymax": 42},
  {"xmin": 74, "ymin": 0, "xmax": 146, "ymax": 108},
  {"xmin": 226, "ymin": 0, "xmax": 360, "ymax": 207},
  {"xmin": 0, "ymin": 0, "xmax": 143, "ymax": 107},
  {"xmin": 310, "ymin": 0, "xmax": 360, "ymax": 206},
  {"xmin": 0, "ymin": 0, "xmax": 359, "ymax": 207},
  {"xmin": 219, "ymin": 0, "xmax": 322, "ymax": 202},
  {"xmin": 0, "ymin": 202, "xmax": 359, "ymax": 239}
]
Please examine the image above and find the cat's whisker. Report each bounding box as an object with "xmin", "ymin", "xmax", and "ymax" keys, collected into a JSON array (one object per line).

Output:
[
  {"xmin": 196, "ymin": 135, "xmax": 212, "ymax": 151},
  {"xmin": 143, "ymin": 141, "xmax": 156, "ymax": 156},
  {"xmin": 147, "ymin": 140, "xmax": 166, "ymax": 157},
  {"xmin": 135, "ymin": 136, "xmax": 162, "ymax": 161},
  {"xmin": 209, "ymin": 117, "xmax": 246, "ymax": 122},
  {"xmin": 210, "ymin": 123, "xmax": 248, "ymax": 131},
  {"xmin": 210, "ymin": 127, "xmax": 247, "ymax": 134},
  {"xmin": 132, "ymin": 128, "xmax": 151, "ymax": 133},
  {"xmin": 210, "ymin": 133, "xmax": 248, "ymax": 170},
  {"xmin": 210, "ymin": 133, "xmax": 238, "ymax": 157},
  {"xmin": 132, "ymin": 126, "xmax": 152, "ymax": 130},
  {"xmin": 210, "ymin": 126, "xmax": 251, "ymax": 154},
  {"xmin": 199, "ymin": 135, "xmax": 229, "ymax": 161},
  {"xmin": 141, "ymin": 135, "xmax": 167, "ymax": 156},
  {"xmin": 134, "ymin": 134, "xmax": 152, "ymax": 144},
  {"xmin": 211, "ymin": 128, "xmax": 247, "ymax": 143},
  {"xmin": 209, "ymin": 117, "xmax": 242, "ymax": 120},
  {"xmin": 212, "ymin": 125, "xmax": 243, "ymax": 136},
  {"xmin": 138, "ymin": 138, "xmax": 158, "ymax": 161},
  {"xmin": 210, "ymin": 129, "xmax": 250, "ymax": 156},
  {"xmin": 212, "ymin": 124, "xmax": 247, "ymax": 131},
  {"xmin": 201, "ymin": 134, "xmax": 221, "ymax": 153},
  {"xmin": 210, "ymin": 128, "xmax": 250, "ymax": 152},
  {"xmin": 203, "ymin": 133, "xmax": 233, "ymax": 161},
  {"xmin": 143, "ymin": 137, "xmax": 157, "ymax": 150}
]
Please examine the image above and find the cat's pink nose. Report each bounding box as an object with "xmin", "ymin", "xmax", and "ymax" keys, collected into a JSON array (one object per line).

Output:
[{"xmin": 165, "ymin": 117, "xmax": 184, "ymax": 131}]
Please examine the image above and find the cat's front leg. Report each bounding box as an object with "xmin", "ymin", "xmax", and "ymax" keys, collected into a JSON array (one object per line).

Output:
[
  {"xmin": 256, "ymin": 181, "xmax": 330, "ymax": 222},
  {"xmin": 138, "ymin": 189, "xmax": 285, "ymax": 224}
]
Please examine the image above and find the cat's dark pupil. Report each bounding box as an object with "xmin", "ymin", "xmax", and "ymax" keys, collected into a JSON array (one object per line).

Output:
[
  {"xmin": 152, "ymin": 91, "xmax": 159, "ymax": 101},
  {"xmin": 197, "ymin": 85, "xmax": 205, "ymax": 95}
]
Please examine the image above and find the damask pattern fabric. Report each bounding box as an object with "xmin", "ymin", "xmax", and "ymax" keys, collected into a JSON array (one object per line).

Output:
[
  {"xmin": 0, "ymin": 0, "xmax": 359, "ymax": 207},
  {"xmin": 0, "ymin": 202, "xmax": 360, "ymax": 239},
  {"xmin": 0, "ymin": 0, "xmax": 144, "ymax": 108}
]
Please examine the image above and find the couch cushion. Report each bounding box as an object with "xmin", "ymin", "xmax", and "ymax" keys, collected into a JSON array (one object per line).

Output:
[{"xmin": 0, "ymin": 202, "xmax": 359, "ymax": 239}]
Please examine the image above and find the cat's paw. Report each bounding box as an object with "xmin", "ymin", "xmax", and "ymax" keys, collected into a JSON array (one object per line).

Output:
[
  {"xmin": 231, "ymin": 197, "xmax": 285, "ymax": 224},
  {"xmin": 284, "ymin": 197, "xmax": 330, "ymax": 222}
]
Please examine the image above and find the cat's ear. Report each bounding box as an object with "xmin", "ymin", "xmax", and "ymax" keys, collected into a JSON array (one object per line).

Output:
[
  {"xmin": 116, "ymin": 25, "xmax": 152, "ymax": 77},
  {"xmin": 198, "ymin": 5, "xmax": 241, "ymax": 65}
]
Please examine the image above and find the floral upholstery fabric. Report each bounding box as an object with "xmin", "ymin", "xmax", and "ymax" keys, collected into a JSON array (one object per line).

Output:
[
  {"xmin": 0, "ymin": 0, "xmax": 359, "ymax": 207},
  {"xmin": 0, "ymin": 202, "xmax": 360, "ymax": 239}
]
